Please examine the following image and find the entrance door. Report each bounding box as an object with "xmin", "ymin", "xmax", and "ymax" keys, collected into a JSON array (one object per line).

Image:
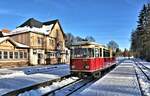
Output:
[{"xmin": 38, "ymin": 53, "xmax": 43, "ymax": 64}]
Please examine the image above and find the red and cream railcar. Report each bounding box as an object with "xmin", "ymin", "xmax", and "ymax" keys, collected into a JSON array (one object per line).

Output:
[{"xmin": 70, "ymin": 41, "xmax": 116, "ymax": 78}]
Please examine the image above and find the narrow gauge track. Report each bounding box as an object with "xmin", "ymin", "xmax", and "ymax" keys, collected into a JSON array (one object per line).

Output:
[
  {"xmin": 2, "ymin": 64, "xmax": 116, "ymax": 96},
  {"xmin": 133, "ymin": 59, "xmax": 150, "ymax": 96},
  {"xmin": 42, "ymin": 78, "xmax": 95, "ymax": 96},
  {"xmin": 133, "ymin": 59, "xmax": 150, "ymax": 81},
  {"xmin": 2, "ymin": 75, "xmax": 74, "ymax": 96},
  {"xmin": 43, "ymin": 65, "xmax": 116, "ymax": 96},
  {"xmin": 136, "ymin": 60, "xmax": 150, "ymax": 72}
]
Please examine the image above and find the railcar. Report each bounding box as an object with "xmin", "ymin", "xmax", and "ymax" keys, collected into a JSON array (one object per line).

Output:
[{"xmin": 70, "ymin": 41, "xmax": 116, "ymax": 78}]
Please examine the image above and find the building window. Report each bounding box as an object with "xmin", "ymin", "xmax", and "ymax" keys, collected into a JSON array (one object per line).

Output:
[
  {"xmin": 49, "ymin": 39, "xmax": 55, "ymax": 46},
  {"xmin": 52, "ymin": 40, "xmax": 55, "ymax": 46},
  {"xmin": 38, "ymin": 37, "xmax": 43, "ymax": 44},
  {"xmin": 51, "ymin": 53, "xmax": 53, "ymax": 56},
  {"xmin": 47, "ymin": 52, "xmax": 51, "ymax": 58},
  {"xmin": 49, "ymin": 39, "xmax": 51, "ymax": 45},
  {"xmin": 20, "ymin": 52, "xmax": 23, "ymax": 59},
  {"xmin": 3, "ymin": 51, "xmax": 8, "ymax": 59},
  {"xmin": 38, "ymin": 54, "xmax": 43, "ymax": 59},
  {"xmin": 0, "ymin": 51, "xmax": 2, "ymax": 59},
  {"xmin": 9, "ymin": 52, "xmax": 13, "ymax": 59},
  {"xmin": 33, "ymin": 49, "xmax": 37, "ymax": 54},
  {"xmin": 24, "ymin": 52, "xmax": 27, "ymax": 58},
  {"xmin": 15, "ymin": 52, "xmax": 18, "ymax": 59}
]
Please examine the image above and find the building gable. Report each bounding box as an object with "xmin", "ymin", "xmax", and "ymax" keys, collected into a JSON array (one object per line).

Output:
[
  {"xmin": 0, "ymin": 40, "xmax": 15, "ymax": 50},
  {"xmin": 0, "ymin": 37, "xmax": 29, "ymax": 49},
  {"xmin": 49, "ymin": 21, "xmax": 66, "ymax": 50},
  {"xmin": 49, "ymin": 21, "xmax": 65, "ymax": 40}
]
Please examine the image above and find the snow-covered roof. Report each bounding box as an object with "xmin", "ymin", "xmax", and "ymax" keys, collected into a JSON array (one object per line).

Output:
[
  {"xmin": 11, "ymin": 24, "xmax": 54, "ymax": 35},
  {"xmin": 14, "ymin": 42, "xmax": 29, "ymax": 48},
  {"xmin": 2, "ymin": 32, "xmax": 10, "ymax": 36},
  {"xmin": 0, "ymin": 37, "xmax": 9, "ymax": 43},
  {"xmin": 0, "ymin": 37, "xmax": 29, "ymax": 48},
  {"xmin": 9, "ymin": 18, "xmax": 60, "ymax": 35},
  {"xmin": 0, "ymin": 31, "xmax": 10, "ymax": 37}
]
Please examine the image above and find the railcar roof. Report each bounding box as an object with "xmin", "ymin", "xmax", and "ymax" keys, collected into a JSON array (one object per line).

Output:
[{"xmin": 71, "ymin": 41, "xmax": 106, "ymax": 47}]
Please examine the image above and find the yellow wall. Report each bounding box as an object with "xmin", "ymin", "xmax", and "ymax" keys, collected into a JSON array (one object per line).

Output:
[
  {"xmin": 0, "ymin": 40, "xmax": 15, "ymax": 50},
  {"xmin": 11, "ymin": 32, "xmax": 30, "ymax": 46}
]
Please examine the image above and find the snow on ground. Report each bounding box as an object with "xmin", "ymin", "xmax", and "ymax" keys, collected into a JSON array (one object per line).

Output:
[
  {"xmin": 0, "ymin": 64, "xmax": 70, "ymax": 95},
  {"xmin": 0, "ymin": 68, "xmax": 24, "ymax": 76},
  {"xmin": 18, "ymin": 77, "xmax": 79, "ymax": 96},
  {"xmin": 134, "ymin": 59, "xmax": 150, "ymax": 96},
  {"xmin": 70, "ymin": 60, "xmax": 142, "ymax": 96}
]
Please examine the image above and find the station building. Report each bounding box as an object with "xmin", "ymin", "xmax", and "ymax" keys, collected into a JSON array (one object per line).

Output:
[{"xmin": 7, "ymin": 18, "xmax": 69, "ymax": 66}]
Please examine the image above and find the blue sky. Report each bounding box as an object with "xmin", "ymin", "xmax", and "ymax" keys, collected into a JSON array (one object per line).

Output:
[{"xmin": 0, "ymin": 0, "xmax": 148, "ymax": 50}]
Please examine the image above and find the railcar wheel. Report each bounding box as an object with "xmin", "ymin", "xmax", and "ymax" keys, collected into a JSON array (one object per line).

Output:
[{"xmin": 92, "ymin": 71, "xmax": 101, "ymax": 79}]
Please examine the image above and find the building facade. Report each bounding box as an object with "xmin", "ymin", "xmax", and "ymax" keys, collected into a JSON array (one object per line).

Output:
[
  {"xmin": 0, "ymin": 37, "xmax": 29, "ymax": 68},
  {"xmin": 8, "ymin": 18, "xmax": 67, "ymax": 65}
]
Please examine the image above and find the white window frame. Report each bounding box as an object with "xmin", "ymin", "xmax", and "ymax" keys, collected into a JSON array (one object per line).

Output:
[
  {"xmin": 9, "ymin": 52, "xmax": 13, "ymax": 59},
  {"xmin": 20, "ymin": 52, "xmax": 23, "ymax": 59},
  {"xmin": 24, "ymin": 52, "xmax": 27, "ymax": 58},
  {"xmin": 15, "ymin": 52, "xmax": 19, "ymax": 59},
  {"xmin": 3, "ymin": 51, "xmax": 8, "ymax": 59},
  {"xmin": 0, "ymin": 51, "xmax": 2, "ymax": 59}
]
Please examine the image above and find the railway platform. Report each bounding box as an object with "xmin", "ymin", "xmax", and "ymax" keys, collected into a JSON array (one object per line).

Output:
[{"xmin": 72, "ymin": 60, "xmax": 142, "ymax": 96}]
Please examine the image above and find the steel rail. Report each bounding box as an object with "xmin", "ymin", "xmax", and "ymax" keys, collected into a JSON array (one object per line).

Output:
[
  {"xmin": 42, "ymin": 78, "xmax": 82, "ymax": 96},
  {"xmin": 133, "ymin": 59, "xmax": 150, "ymax": 81},
  {"xmin": 2, "ymin": 75, "xmax": 71, "ymax": 96}
]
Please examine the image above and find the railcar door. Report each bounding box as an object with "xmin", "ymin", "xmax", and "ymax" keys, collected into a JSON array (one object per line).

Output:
[
  {"xmin": 95, "ymin": 48, "xmax": 100, "ymax": 70},
  {"xmin": 99, "ymin": 48, "xmax": 104, "ymax": 69}
]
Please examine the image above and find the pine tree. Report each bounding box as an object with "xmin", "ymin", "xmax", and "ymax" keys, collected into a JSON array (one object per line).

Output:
[{"xmin": 131, "ymin": 3, "xmax": 150, "ymax": 61}]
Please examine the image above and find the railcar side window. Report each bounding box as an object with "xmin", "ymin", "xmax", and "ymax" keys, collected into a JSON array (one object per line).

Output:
[
  {"xmin": 95, "ymin": 48, "xmax": 99, "ymax": 57},
  {"xmin": 107, "ymin": 51, "xmax": 110, "ymax": 57},
  {"xmin": 103, "ymin": 50, "xmax": 110, "ymax": 57},
  {"xmin": 100, "ymin": 48, "xmax": 102, "ymax": 57},
  {"xmin": 88, "ymin": 48, "xmax": 94, "ymax": 57},
  {"xmin": 103, "ymin": 49, "xmax": 106, "ymax": 57}
]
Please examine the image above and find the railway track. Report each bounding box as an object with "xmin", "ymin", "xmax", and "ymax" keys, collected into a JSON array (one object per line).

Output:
[
  {"xmin": 3, "ymin": 75, "xmax": 94, "ymax": 96},
  {"xmin": 134, "ymin": 59, "xmax": 150, "ymax": 81},
  {"xmin": 133, "ymin": 59, "xmax": 150, "ymax": 96},
  {"xmin": 2, "ymin": 63, "xmax": 116, "ymax": 96},
  {"xmin": 2, "ymin": 75, "xmax": 75, "ymax": 96},
  {"xmin": 43, "ymin": 65, "xmax": 116, "ymax": 96},
  {"xmin": 43, "ymin": 78, "xmax": 95, "ymax": 96}
]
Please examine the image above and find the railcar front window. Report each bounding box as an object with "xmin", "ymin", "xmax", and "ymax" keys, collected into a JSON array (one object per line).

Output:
[
  {"xmin": 73, "ymin": 48, "xmax": 87, "ymax": 58},
  {"xmin": 72, "ymin": 48, "xmax": 94, "ymax": 58}
]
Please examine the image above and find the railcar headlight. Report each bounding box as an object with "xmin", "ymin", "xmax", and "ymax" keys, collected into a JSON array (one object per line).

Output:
[
  {"xmin": 71, "ymin": 65, "xmax": 75, "ymax": 69},
  {"xmin": 84, "ymin": 64, "xmax": 89, "ymax": 69}
]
